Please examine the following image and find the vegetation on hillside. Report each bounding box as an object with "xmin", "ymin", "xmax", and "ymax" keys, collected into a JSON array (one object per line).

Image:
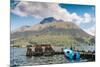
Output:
[{"xmin": 11, "ymin": 22, "xmax": 95, "ymax": 48}]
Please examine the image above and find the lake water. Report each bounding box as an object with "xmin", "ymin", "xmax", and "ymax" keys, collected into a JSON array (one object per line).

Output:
[{"xmin": 10, "ymin": 47, "xmax": 93, "ymax": 67}]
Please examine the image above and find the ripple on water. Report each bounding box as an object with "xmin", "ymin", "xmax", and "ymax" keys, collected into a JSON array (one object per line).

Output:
[{"xmin": 10, "ymin": 47, "xmax": 89, "ymax": 66}]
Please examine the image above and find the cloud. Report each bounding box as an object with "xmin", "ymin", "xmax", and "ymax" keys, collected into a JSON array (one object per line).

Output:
[
  {"xmin": 70, "ymin": 13, "xmax": 83, "ymax": 24},
  {"xmin": 83, "ymin": 13, "xmax": 93, "ymax": 23},
  {"xmin": 11, "ymin": 2, "xmax": 71, "ymax": 21},
  {"xmin": 11, "ymin": 2, "xmax": 95, "ymax": 35},
  {"xmin": 11, "ymin": 2, "xmax": 94, "ymax": 24},
  {"xmin": 84, "ymin": 25, "xmax": 96, "ymax": 36}
]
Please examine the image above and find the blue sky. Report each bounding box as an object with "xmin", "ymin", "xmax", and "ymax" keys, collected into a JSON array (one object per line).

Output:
[
  {"xmin": 11, "ymin": 1, "xmax": 95, "ymax": 35},
  {"xmin": 59, "ymin": 4, "xmax": 95, "ymax": 29},
  {"xmin": 59, "ymin": 4, "xmax": 95, "ymax": 17},
  {"xmin": 11, "ymin": 13, "xmax": 41, "ymax": 30}
]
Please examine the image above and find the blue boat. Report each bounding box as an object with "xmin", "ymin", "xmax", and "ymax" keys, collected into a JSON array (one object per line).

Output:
[{"xmin": 63, "ymin": 49, "xmax": 80, "ymax": 60}]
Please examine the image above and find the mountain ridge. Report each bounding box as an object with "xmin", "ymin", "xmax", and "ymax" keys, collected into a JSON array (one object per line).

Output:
[
  {"xmin": 12, "ymin": 17, "xmax": 80, "ymax": 33},
  {"xmin": 11, "ymin": 17, "xmax": 95, "ymax": 47}
]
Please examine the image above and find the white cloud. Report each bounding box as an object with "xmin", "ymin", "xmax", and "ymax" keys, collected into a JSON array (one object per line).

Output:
[
  {"xmin": 11, "ymin": 2, "xmax": 94, "ymax": 24},
  {"xmin": 11, "ymin": 2, "xmax": 72, "ymax": 21},
  {"xmin": 83, "ymin": 13, "xmax": 92, "ymax": 23},
  {"xmin": 11, "ymin": 2, "xmax": 95, "ymax": 35},
  {"xmin": 84, "ymin": 25, "xmax": 96, "ymax": 36},
  {"xmin": 70, "ymin": 13, "xmax": 83, "ymax": 24}
]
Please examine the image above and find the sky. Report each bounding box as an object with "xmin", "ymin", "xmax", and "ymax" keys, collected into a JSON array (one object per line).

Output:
[{"xmin": 10, "ymin": 1, "xmax": 95, "ymax": 36}]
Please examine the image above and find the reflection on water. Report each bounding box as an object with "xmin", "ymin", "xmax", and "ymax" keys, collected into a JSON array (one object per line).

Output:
[{"xmin": 10, "ymin": 47, "xmax": 89, "ymax": 66}]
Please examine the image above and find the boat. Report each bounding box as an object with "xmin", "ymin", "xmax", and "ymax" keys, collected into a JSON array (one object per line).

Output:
[{"xmin": 63, "ymin": 49, "xmax": 80, "ymax": 60}]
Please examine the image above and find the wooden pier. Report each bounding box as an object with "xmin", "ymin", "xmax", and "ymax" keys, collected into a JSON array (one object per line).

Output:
[{"xmin": 26, "ymin": 44, "xmax": 95, "ymax": 60}]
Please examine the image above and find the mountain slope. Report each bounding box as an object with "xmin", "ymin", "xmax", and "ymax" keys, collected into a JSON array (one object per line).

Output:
[{"xmin": 11, "ymin": 17, "xmax": 94, "ymax": 47}]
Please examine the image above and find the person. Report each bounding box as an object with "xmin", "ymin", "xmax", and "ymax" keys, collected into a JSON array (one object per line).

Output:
[{"xmin": 74, "ymin": 51, "xmax": 80, "ymax": 61}]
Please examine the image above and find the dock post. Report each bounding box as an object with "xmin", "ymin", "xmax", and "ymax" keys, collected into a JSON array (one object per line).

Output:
[{"xmin": 26, "ymin": 47, "xmax": 33, "ymax": 57}]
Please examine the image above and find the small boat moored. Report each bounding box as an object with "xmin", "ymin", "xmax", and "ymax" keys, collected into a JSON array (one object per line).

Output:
[{"xmin": 63, "ymin": 48, "xmax": 80, "ymax": 60}]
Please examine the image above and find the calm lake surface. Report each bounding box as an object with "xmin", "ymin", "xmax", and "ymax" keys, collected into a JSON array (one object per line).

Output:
[{"xmin": 10, "ymin": 47, "xmax": 93, "ymax": 66}]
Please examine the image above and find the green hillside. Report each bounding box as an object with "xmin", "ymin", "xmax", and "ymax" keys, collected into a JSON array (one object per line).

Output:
[{"xmin": 11, "ymin": 22, "xmax": 95, "ymax": 47}]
